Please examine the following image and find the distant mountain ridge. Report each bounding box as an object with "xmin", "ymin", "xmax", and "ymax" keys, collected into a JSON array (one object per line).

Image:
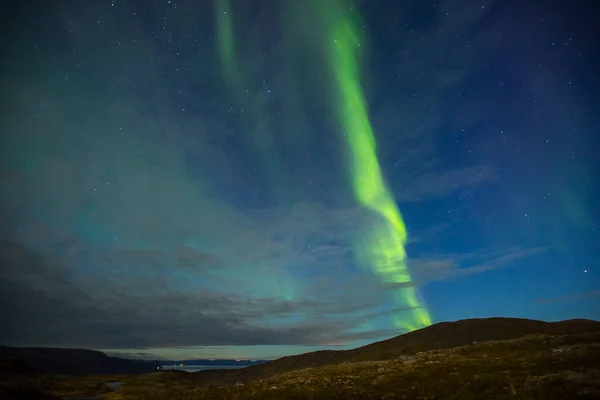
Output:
[
  {"xmin": 0, "ymin": 346, "xmax": 161, "ymax": 375},
  {"xmin": 160, "ymin": 359, "xmax": 268, "ymax": 366}
]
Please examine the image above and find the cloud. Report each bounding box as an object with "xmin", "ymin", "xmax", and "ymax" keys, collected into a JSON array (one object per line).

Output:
[
  {"xmin": 108, "ymin": 247, "xmax": 224, "ymax": 272},
  {"xmin": 394, "ymin": 166, "xmax": 498, "ymax": 202},
  {"xmin": 0, "ymin": 242, "xmax": 405, "ymax": 350},
  {"xmin": 533, "ymin": 290, "xmax": 600, "ymax": 305},
  {"xmin": 408, "ymin": 222, "xmax": 454, "ymax": 244},
  {"xmin": 173, "ymin": 245, "xmax": 225, "ymax": 271},
  {"xmin": 365, "ymin": 0, "xmax": 508, "ymax": 202},
  {"xmin": 407, "ymin": 246, "xmax": 548, "ymax": 285}
]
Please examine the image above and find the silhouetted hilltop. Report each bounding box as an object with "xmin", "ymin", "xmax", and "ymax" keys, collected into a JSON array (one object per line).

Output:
[
  {"xmin": 350, "ymin": 317, "xmax": 600, "ymax": 360},
  {"xmin": 0, "ymin": 346, "xmax": 160, "ymax": 375},
  {"xmin": 199, "ymin": 317, "xmax": 600, "ymax": 384}
]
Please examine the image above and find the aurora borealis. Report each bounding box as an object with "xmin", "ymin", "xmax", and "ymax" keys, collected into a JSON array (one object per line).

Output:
[
  {"xmin": 216, "ymin": 0, "xmax": 431, "ymax": 332},
  {"xmin": 325, "ymin": 2, "xmax": 430, "ymax": 330},
  {"xmin": 1, "ymin": 0, "xmax": 599, "ymax": 360}
]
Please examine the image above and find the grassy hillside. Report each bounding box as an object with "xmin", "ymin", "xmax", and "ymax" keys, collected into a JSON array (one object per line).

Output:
[
  {"xmin": 2, "ymin": 317, "xmax": 599, "ymax": 399},
  {"xmin": 191, "ymin": 317, "xmax": 600, "ymax": 385}
]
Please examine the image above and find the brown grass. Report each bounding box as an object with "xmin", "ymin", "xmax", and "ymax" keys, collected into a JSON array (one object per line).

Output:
[
  {"xmin": 5, "ymin": 330, "xmax": 597, "ymax": 400},
  {"xmin": 3, "ymin": 319, "xmax": 600, "ymax": 400}
]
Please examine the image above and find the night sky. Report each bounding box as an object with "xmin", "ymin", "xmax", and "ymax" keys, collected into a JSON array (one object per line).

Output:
[{"xmin": 1, "ymin": 0, "xmax": 598, "ymax": 361}]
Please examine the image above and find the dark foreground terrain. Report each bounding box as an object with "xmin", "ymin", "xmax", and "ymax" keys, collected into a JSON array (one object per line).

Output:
[
  {"xmin": 1, "ymin": 317, "xmax": 599, "ymax": 399},
  {"xmin": 0, "ymin": 346, "xmax": 160, "ymax": 375}
]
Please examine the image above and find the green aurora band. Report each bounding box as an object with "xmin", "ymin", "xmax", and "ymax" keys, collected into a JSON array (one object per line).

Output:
[
  {"xmin": 215, "ymin": 0, "xmax": 296, "ymax": 204},
  {"xmin": 214, "ymin": 0, "xmax": 431, "ymax": 332},
  {"xmin": 322, "ymin": 1, "xmax": 431, "ymax": 331},
  {"xmin": 215, "ymin": 0, "xmax": 236, "ymax": 79}
]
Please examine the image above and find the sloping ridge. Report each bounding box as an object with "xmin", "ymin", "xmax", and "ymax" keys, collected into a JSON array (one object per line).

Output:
[
  {"xmin": 350, "ymin": 317, "xmax": 600, "ymax": 360},
  {"xmin": 202, "ymin": 317, "xmax": 600, "ymax": 384}
]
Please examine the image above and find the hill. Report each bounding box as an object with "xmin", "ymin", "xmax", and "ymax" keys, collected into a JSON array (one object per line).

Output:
[
  {"xmin": 18, "ymin": 323, "xmax": 600, "ymax": 400},
  {"xmin": 2, "ymin": 317, "xmax": 599, "ymax": 399},
  {"xmin": 203, "ymin": 330, "xmax": 600, "ymax": 399},
  {"xmin": 350, "ymin": 317, "xmax": 600, "ymax": 360},
  {"xmin": 0, "ymin": 346, "xmax": 161, "ymax": 376},
  {"xmin": 193, "ymin": 317, "xmax": 600, "ymax": 384}
]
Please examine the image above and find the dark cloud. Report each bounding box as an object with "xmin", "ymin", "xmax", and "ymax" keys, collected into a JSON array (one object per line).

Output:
[
  {"xmin": 0, "ymin": 242, "xmax": 406, "ymax": 349},
  {"xmin": 110, "ymin": 247, "xmax": 224, "ymax": 272},
  {"xmin": 173, "ymin": 245, "xmax": 224, "ymax": 271}
]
